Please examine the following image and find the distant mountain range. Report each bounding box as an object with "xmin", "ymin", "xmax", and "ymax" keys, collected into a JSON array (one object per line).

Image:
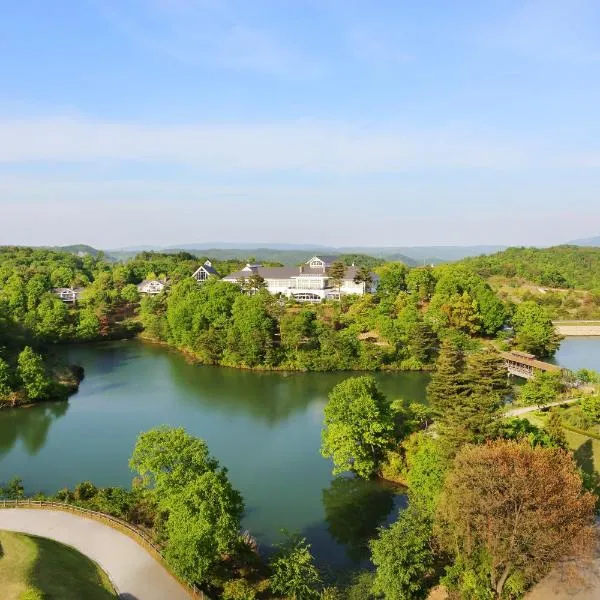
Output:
[
  {"xmin": 568, "ymin": 236, "xmax": 600, "ymax": 247},
  {"xmin": 104, "ymin": 243, "xmax": 508, "ymax": 265},
  {"xmin": 51, "ymin": 237, "xmax": 600, "ymax": 265}
]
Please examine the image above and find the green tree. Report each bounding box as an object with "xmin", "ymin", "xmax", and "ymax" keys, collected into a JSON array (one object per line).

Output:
[
  {"xmin": 129, "ymin": 427, "xmax": 220, "ymax": 500},
  {"xmin": 512, "ymin": 301, "xmax": 562, "ymax": 357},
  {"xmin": 130, "ymin": 427, "xmax": 244, "ymax": 585},
  {"xmin": 406, "ymin": 267, "xmax": 435, "ymax": 301},
  {"xmin": 17, "ymin": 346, "xmax": 51, "ymax": 401},
  {"xmin": 519, "ymin": 371, "xmax": 563, "ymax": 407},
  {"xmin": 280, "ymin": 309, "xmax": 317, "ymax": 351},
  {"xmin": 163, "ymin": 470, "xmax": 244, "ymax": 584},
  {"xmin": 34, "ymin": 296, "xmax": 70, "ymax": 340},
  {"xmin": 580, "ymin": 395, "xmax": 600, "ymax": 424},
  {"xmin": 76, "ymin": 307, "xmax": 101, "ymax": 340},
  {"xmin": 321, "ymin": 377, "xmax": 395, "ymax": 478},
  {"xmin": 0, "ymin": 357, "xmax": 12, "ymax": 398},
  {"xmin": 545, "ymin": 409, "xmax": 568, "ymax": 449},
  {"xmin": 376, "ymin": 262, "xmax": 409, "ymax": 299},
  {"xmin": 328, "ymin": 261, "xmax": 347, "ymax": 297},
  {"xmin": 442, "ymin": 291, "xmax": 481, "ymax": 335},
  {"xmin": 353, "ymin": 267, "xmax": 374, "ymax": 293},
  {"xmin": 0, "ymin": 476, "xmax": 25, "ymax": 499},
  {"xmin": 225, "ymin": 293, "xmax": 277, "ymax": 367},
  {"xmin": 371, "ymin": 505, "xmax": 434, "ymax": 600},
  {"xmin": 121, "ymin": 283, "xmax": 140, "ymax": 303},
  {"xmin": 269, "ymin": 533, "xmax": 321, "ymax": 600},
  {"xmin": 426, "ymin": 341, "xmax": 467, "ymax": 422}
]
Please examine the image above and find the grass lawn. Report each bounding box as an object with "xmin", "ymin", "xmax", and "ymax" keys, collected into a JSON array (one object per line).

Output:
[
  {"xmin": 525, "ymin": 413, "xmax": 600, "ymax": 474},
  {"xmin": 0, "ymin": 530, "xmax": 117, "ymax": 600}
]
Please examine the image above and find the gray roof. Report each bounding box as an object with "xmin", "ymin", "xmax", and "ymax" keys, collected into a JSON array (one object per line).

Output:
[
  {"xmin": 195, "ymin": 261, "xmax": 219, "ymax": 276},
  {"xmin": 308, "ymin": 255, "xmax": 340, "ymax": 265},
  {"xmin": 137, "ymin": 279, "xmax": 166, "ymax": 287},
  {"xmin": 224, "ymin": 264, "xmax": 365, "ymax": 281}
]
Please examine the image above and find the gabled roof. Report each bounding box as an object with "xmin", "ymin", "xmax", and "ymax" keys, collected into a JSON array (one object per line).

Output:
[
  {"xmin": 194, "ymin": 260, "xmax": 219, "ymax": 276},
  {"xmin": 307, "ymin": 255, "xmax": 340, "ymax": 265},
  {"xmin": 137, "ymin": 279, "xmax": 166, "ymax": 287}
]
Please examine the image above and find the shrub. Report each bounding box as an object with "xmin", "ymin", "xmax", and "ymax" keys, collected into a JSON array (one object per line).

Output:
[
  {"xmin": 222, "ymin": 579, "xmax": 257, "ymax": 600},
  {"xmin": 19, "ymin": 589, "xmax": 45, "ymax": 600}
]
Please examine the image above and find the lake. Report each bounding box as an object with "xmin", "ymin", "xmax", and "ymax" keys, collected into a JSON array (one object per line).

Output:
[{"xmin": 0, "ymin": 337, "xmax": 598, "ymax": 569}]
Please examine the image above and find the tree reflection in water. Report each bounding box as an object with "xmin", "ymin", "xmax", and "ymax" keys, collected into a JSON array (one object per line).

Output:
[
  {"xmin": 322, "ymin": 475, "xmax": 405, "ymax": 561},
  {"xmin": 0, "ymin": 401, "xmax": 69, "ymax": 458}
]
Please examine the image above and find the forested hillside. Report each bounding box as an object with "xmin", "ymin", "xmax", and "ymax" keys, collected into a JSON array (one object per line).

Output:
[{"xmin": 462, "ymin": 245, "xmax": 600, "ymax": 290}]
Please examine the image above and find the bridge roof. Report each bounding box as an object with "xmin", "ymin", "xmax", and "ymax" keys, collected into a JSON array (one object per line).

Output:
[{"xmin": 501, "ymin": 351, "xmax": 562, "ymax": 373}]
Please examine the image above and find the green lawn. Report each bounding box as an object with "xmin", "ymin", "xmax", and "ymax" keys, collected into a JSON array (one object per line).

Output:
[
  {"xmin": 0, "ymin": 530, "xmax": 117, "ymax": 600},
  {"xmin": 525, "ymin": 413, "xmax": 600, "ymax": 474}
]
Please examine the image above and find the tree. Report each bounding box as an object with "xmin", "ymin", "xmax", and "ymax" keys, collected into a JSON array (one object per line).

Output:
[
  {"xmin": 353, "ymin": 267, "xmax": 373, "ymax": 293},
  {"xmin": 442, "ymin": 291, "xmax": 481, "ymax": 335},
  {"xmin": 580, "ymin": 395, "xmax": 600, "ymax": 424},
  {"xmin": 0, "ymin": 357, "xmax": 12, "ymax": 398},
  {"xmin": 376, "ymin": 262, "xmax": 409, "ymax": 298},
  {"xmin": 327, "ymin": 261, "xmax": 346, "ymax": 297},
  {"xmin": 321, "ymin": 377, "xmax": 395, "ymax": 478},
  {"xmin": 406, "ymin": 267, "xmax": 435, "ymax": 301},
  {"xmin": 0, "ymin": 476, "xmax": 25, "ymax": 499},
  {"xmin": 519, "ymin": 371, "xmax": 563, "ymax": 407},
  {"xmin": 163, "ymin": 470, "xmax": 244, "ymax": 584},
  {"xmin": 426, "ymin": 340, "xmax": 468, "ymax": 424},
  {"xmin": 512, "ymin": 301, "xmax": 562, "ymax": 357},
  {"xmin": 121, "ymin": 283, "xmax": 140, "ymax": 303},
  {"xmin": 545, "ymin": 409, "xmax": 568, "ymax": 449},
  {"xmin": 269, "ymin": 533, "xmax": 321, "ymax": 600},
  {"xmin": 280, "ymin": 309, "xmax": 318, "ymax": 351},
  {"xmin": 17, "ymin": 346, "xmax": 51, "ymax": 401},
  {"xmin": 129, "ymin": 427, "xmax": 219, "ymax": 501},
  {"xmin": 76, "ymin": 307, "xmax": 101, "ymax": 340},
  {"xmin": 130, "ymin": 427, "xmax": 244, "ymax": 585},
  {"xmin": 371, "ymin": 505, "xmax": 434, "ymax": 600},
  {"xmin": 437, "ymin": 440, "xmax": 596, "ymax": 598}
]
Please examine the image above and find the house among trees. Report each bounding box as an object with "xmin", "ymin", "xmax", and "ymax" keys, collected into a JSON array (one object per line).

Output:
[
  {"xmin": 222, "ymin": 255, "xmax": 378, "ymax": 302},
  {"xmin": 137, "ymin": 279, "xmax": 167, "ymax": 295},
  {"xmin": 53, "ymin": 287, "xmax": 84, "ymax": 303},
  {"xmin": 192, "ymin": 260, "xmax": 219, "ymax": 283}
]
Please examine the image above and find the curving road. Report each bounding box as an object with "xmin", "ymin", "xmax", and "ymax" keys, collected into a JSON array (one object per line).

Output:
[{"xmin": 0, "ymin": 509, "xmax": 191, "ymax": 600}]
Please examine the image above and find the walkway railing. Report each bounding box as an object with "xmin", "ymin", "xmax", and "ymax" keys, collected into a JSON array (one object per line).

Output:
[{"xmin": 0, "ymin": 498, "xmax": 207, "ymax": 599}]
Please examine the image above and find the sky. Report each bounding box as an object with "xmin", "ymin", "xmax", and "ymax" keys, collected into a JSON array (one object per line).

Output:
[{"xmin": 1, "ymin": 0, "xmax": 600, "ymax": 248}]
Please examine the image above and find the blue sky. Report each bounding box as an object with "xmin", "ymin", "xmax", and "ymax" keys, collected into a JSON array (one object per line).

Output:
[{"xmin": 1, "ymin": 0, "xmax": 600, "ymax": 248}]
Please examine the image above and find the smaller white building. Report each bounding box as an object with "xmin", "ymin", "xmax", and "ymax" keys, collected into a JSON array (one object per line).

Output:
[
  {"xmin": 53, "ymin": 287, "xmax": 84, "ymax": 303},
  {"xmin": 137, "ymin": 279, "xmax": 167, "ymax": 295},
  {"xmin": 192, "ymin": 260, "xmax": 219, "ymax": 283}
]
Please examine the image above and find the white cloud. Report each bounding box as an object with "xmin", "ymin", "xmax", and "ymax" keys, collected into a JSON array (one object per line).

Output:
[
  {"xmin": 92, "ymin": 0, "xmax": 321, "ymax": 76},
  {"xmin": 1, "ymin": 116, "xmax": 595, "ymax": 172}
]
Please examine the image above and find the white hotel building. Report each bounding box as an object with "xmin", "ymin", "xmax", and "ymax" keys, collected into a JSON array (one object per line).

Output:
[{"xmin": 222, "ymin": 255, "xmax": 378, "ymax": 302}]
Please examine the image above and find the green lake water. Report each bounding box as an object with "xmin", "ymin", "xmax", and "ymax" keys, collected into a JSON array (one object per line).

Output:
[{"xmin": 0, "ymin": 337, "xmax": 598, "ymax": 568}]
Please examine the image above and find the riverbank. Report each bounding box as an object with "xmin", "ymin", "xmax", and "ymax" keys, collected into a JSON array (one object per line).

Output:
[
  {"xmin": 554, "ymin": 322, "xmax": 600, "ymax": 336},
  {"xmin": 0, "ymin": 363, "xmax": 84, "ymax": 410}
]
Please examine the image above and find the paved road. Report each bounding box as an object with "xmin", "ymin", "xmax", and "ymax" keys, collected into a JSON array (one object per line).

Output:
[
  {"xmin": 0, "ymin": 509, "xmax": 191, "ymax": 600},
  {"xmin": 504, "ymin": 398, "xmax": 579, "ymax": 418}
]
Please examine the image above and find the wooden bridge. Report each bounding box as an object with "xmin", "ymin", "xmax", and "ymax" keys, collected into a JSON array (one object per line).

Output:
[{"xmin": 501, "ymin": 350, "xmax": 563, "ymax": 380}]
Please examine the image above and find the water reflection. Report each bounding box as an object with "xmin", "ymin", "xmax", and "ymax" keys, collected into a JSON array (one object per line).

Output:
[
  {"xmin": 0, "ymin": 402, "xmax": 69, "ymax": 457},
  {"xmin": 322, "ymin": 476, "xmax": 404, "ymax": 562}
]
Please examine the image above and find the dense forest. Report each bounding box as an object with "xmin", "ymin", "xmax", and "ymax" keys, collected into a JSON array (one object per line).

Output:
[
  {"xmin": 462, "ymin": 245, "xmax": 600, "ymax": 290},
  {"xmin": 0, "ymin": 245, "xmax": 570, "ymax": 404}
]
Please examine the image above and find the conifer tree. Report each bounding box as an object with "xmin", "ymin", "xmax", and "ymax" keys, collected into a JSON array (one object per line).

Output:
[
  {"xmin": 426, "ymin": 340, "xmax": 467, "ymax": 418},
  {"xmin": 545, "ymin": 409, "xmax": 568, "ymax": 449}
]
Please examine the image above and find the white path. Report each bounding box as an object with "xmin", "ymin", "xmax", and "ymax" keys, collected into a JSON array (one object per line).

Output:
[
  {"xmin": 504, "ymin": 398, "xmax": 579, "ymax": 418},
  {"xmin": 0, "ymin": 509, "xmax": 191, "ymax": 600}
]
